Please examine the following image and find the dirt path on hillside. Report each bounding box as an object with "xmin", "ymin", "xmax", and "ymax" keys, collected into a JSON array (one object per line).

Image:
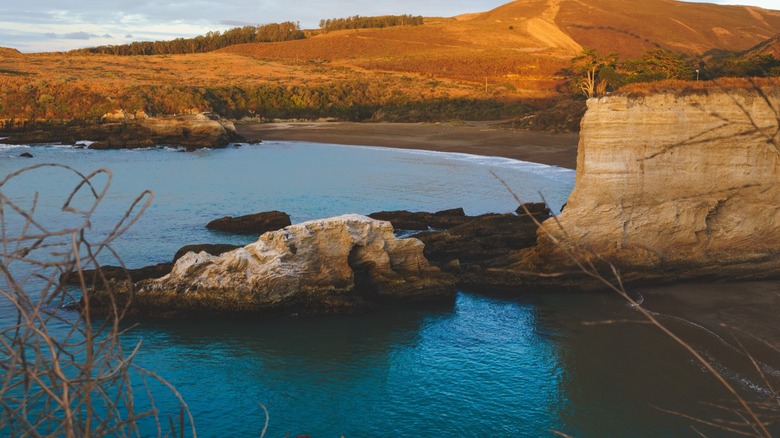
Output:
[{"xmin": 234, "ymin": 121, "xmax": 579, "ymax": 169}]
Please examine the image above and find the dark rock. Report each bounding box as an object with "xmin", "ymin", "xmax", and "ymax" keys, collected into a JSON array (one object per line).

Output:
[
  {"xmin": 515, "ymin": 202, "xmax": 552, "ymax": 219},
  {"xmin": 206, "ymin": 210, "xmax": 291, "ymax": 234},
  {"xmin": 433, "ymin": 207, "xmax": 465, "ymax": 217},
  {"xmin": 368, "ymin": 208, "xmax": 469, "ymax": 230},
  {"xmin": 59, "ymin": 263, "xmax": 172, "ymax": 287},
  {"xmin": 414, "ymin": 213, "xmax": 542, "ymax": 268},
  {"xmin": 19, "ymin": 152, "xmax": 33, "ymax": 158},
  {"xmin": 173, "ymin": 243, "xmax": 241, "ymax": 263}
]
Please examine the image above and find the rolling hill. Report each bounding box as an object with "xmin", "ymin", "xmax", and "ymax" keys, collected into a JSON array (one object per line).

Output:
[
  {"xmin": 2, "ymin": 0, "xmax": 780, "ymax": 125},
  {"xmin": 219, "ymin": 0, "xmax": 780, "ymax": 92}
]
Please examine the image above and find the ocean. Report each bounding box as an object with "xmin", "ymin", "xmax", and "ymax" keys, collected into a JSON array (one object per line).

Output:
[{"xmin": 1, "ymin": 141, "xmax": 777, "ymax": 437}]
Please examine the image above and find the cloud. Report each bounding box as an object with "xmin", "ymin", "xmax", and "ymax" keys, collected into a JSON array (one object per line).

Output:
[
  {"xmin": 2, "ymin": 0, "xmax": 777, "ymax": 53},
  {"xmin": 63, "ymin": 31, "xmax": 92, "ymax": 40},
  {"xmin": 221, "ymin": 20, "xmax": 255, "ymax": 27}
]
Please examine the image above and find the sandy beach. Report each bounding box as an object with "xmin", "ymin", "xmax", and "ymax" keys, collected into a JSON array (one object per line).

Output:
[{"xmin": 234, "ymin": 121, "xmax": 579, "ymax": 169}]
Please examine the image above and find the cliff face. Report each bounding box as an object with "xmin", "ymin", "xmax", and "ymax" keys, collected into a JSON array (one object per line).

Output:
[{"xmin": 526, "ymin": 89, "xmax": 780, "ymax": 283}]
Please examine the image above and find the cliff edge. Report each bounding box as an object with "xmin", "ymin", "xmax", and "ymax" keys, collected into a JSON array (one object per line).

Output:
[{"xmin": 512, "ymin": 88, "xmax": 780, "ymax": 287}]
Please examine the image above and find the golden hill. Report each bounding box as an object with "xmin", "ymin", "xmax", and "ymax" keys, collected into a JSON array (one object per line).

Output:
[
  {"xmin": 218, "ymin": 0, "xmax": 780, "ymax": 93},
  {"xmin": 740, "ymin": 34, "xmax": 780, "ymax": 58},
  {"xmin": 0, "ymin": 47, "xmax": 23, "ymax": 57},
  {"xmin": 2, "ymin": 0, "xmax": 780, "ymax": 125}
]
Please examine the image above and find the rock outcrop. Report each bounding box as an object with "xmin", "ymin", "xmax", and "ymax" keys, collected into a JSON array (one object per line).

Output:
[
  {"xmin": 60, "ymin": 243, "xmax": 241, "ymax": 287},
  {"xmin": 206, "ymin": 211, "xmax": 291, "ymax": 234},
  {"xmin": 368, "ymin": 208, "xmax": 469, "ymax": 230},
  {"xmin": 0, "ymin": 113, "xmax": 243, "ymax": 149},
  {"xmin": 497, "ymin": 88, "xmax": 780, "ymax": 290},
  {"xmin": 88, "ymin": 215, "xmax": 456, "ymax": 317}
]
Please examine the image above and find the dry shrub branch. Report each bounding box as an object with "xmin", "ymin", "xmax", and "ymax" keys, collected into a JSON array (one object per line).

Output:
[{"xmin": 0, "ymin": 164, "xmax": 194, "ymax": 437}]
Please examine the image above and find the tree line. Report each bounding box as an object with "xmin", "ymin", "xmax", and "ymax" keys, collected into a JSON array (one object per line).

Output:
[
  {"xmin": 318, "ymin": 15, "xmax": 424, "ymax": 32},
  {"xmin": 72, "ymin": 14, "xmax": 426, "ymax": 57},
  {"xmin": 564, "ymin": 48, "xmax": 780, "ymax": 98},
  {"xmin": 74, "ymin": 22, "xmax": 305, "ymax": 56}
]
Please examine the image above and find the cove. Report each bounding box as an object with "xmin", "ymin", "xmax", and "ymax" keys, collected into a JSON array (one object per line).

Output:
[{"xmin": 0, "ymin": 142, "xmax": 777, "ymax": 437}]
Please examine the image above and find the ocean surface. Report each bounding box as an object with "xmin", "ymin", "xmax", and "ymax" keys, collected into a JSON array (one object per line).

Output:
[{"xmin": 1, "ymin": 141, "xmax": 778, "ymax": 437}]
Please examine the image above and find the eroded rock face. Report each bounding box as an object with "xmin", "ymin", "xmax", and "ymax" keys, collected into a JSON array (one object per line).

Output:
[
  {"xmin": 89, "ymin": 215, "xmax": 455, "ymax": 317},
  {"xmin": 515, "ymin": 89, "xmax": 780, "ymax": 286}
]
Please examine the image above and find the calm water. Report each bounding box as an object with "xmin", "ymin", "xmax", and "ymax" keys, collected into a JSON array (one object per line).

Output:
[{"xmin": 1, "ymin": 142, "xmax": 778, "ymax": 437}]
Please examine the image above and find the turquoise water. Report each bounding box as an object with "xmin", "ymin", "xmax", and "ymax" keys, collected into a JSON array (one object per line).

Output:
[{"xmin": 1, "ymin": 142, "xmax": 778, "ymax": 437}]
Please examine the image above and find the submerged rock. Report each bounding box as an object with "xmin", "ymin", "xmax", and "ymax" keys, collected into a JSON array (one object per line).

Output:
[
  {"xmin": 87, "ymin": 215, "xmax": 456, "ymax": 318},
  {"xmin": 206, "ymin": 210, "xmax": 291, "ymax": 234}
]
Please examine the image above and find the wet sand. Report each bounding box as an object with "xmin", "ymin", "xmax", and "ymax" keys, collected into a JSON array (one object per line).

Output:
[{"xmin": 234, "ymin": 121, "xmax": 580, "ymax": 169}]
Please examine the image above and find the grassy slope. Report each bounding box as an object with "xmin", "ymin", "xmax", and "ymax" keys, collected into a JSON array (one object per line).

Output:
[{"xmin": 2, "ymin": 0, "xmax": 780, "ymax": 122}]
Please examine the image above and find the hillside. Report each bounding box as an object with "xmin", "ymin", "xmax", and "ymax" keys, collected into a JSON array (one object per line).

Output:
[
  {"xmin": 220, "ymin": 0, "xmax": 780, "ymax": 93},
  {"xmin": 555, "ymin": 0, "xmax": 780, "ymax": 57},
  {"xmin": 740, "ymin": 33, "xmax": 780, "ymax": 58},
  {"xmin": 2, "ymin": 0, "xmax": 780, "ymax": 125}
]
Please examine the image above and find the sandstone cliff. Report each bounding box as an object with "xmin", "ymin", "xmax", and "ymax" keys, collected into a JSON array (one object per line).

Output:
[
  {"xmin": 510, "ymin": 88, "xmax": 780, "ymax": 288},
  {"xmin": 89, "ymin": 215, "xmax": 455, "ymax": 317}
]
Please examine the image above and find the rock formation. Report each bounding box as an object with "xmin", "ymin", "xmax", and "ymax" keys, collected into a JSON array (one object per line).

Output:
[
  {"xmin": 497, "ymin": 88, "xmax": 780, "ymax": 290},
  {"xmin": 60, "ymin": 243, "xmax": 241, "ymax": 287},
  {"xmin": 206, "ymin": 210, "xmax": 291, "ymax": 234},
  {"xmin": 88, "ymin": 215, "xmax": 455, "ymax": 317},
  {"xmin": 0, "ymin": 112, "xmax": 243, "ymax": 149},
  {"xmin": 368, "ymin": 208, "xmax": 468, "ymax": 230}
]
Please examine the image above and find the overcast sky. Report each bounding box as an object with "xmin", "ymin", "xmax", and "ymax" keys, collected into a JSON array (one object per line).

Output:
[{"xmin": 1, "ymin": 0, "xmax": 779, "ymax": 53}]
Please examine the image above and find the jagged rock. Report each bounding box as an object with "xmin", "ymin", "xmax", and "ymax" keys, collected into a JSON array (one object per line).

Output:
[
  {"xmin": 515, "ymin": 202, "xmax": 551, "ymax": 219},
  {"xmin": 87, "ymin": 215, "xmax": 456, "ymax": 318},
  {"xmin": 206, "ymin": 210, "xmax": 291, "ymax": 234},
  {"xmin": 414, "ymin": 210, "xmax": 548, "ymax": 269},
  {"xmin": 60, "ymin": 243, "xmax": 243, "ymax": 287},
  {"xmin": 19, "ymin": 152, "xmax": 33, "ymax": 158},
  {"xmin": 173, "ymin": 243, "xmax": 242, "ymax": 263},
  {"xmin": 368, "ymin": 208, "xmax": 468, "ymax": 230}
]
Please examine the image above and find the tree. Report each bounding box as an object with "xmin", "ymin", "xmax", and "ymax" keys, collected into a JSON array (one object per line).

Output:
[{"xmin": 566, "ymin": 50, "xmax": 619, "ymax": 98}]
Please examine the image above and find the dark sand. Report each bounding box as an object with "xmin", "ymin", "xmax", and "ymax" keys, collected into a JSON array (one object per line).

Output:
[{"xmin": 235, "ymin": 121, "xmax": 579, "ymax": 169}]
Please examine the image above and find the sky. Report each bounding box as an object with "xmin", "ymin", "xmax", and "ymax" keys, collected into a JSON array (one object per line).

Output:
[{"xmin": 1, "ymin": 0, "xmax": 779, "ymax": 53}]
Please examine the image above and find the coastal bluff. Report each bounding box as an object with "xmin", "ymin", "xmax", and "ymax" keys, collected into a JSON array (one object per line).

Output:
[
  {"xmin": 503, "ymin": 88, "xmax": 780, "ymax": 288},
  {"xmin": 89, "ymin": 215, "xmax": 456, "ymax": 317}
]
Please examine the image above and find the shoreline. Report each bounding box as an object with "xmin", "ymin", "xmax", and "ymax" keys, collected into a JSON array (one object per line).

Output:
[{"xmin": 234, "ymin": 121, "xmax": 580, "ymax": 169}]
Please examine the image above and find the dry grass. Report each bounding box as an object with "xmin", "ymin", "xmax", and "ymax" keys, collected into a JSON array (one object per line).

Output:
[
  {"xmin": 3, "ymin": 0, "xmax": 780, "ymax": 122},
  {"xmin": 555, "ymin": 0, "xmax": 780, "ymax": 57},
  {"xmin": 620, "ymin": 77, "xmax": 780, "ymax": 95}
]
